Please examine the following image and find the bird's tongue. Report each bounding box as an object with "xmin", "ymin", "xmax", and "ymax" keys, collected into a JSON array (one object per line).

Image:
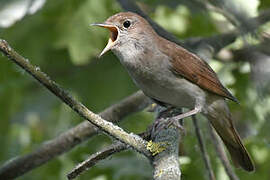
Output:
[{"xmin": 109, "ymin": 26, "xmax": 118, "ymax": 42}]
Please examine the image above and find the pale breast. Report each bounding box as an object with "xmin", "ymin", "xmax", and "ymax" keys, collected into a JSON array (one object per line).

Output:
[{"xmin": 113, "ymin": 45, "xmax": 207, "ymax": 109}]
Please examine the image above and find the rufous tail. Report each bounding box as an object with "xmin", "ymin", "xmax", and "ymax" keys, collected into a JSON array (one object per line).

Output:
[{"xmin": 205, "ymin": 99, "xmax": 254, "ymax": 172}]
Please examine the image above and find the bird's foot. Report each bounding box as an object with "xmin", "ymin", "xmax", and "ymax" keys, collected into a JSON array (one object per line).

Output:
[
  {"xmin": 165, "ymin": 117, "xmax": 184, "ymax": 130},
  {"xmin": 151, "ymin": 108, "xmax": 184, "ymax": 137},
  {"xmin": 161, "ymin": 107, "xmax": 201, "ymax": 132}
]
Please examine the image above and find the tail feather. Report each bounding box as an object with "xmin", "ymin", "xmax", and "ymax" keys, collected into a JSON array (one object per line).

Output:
[
  {"xmin": 223, "ymin": 132, "xmax": 254, "ymax": 171},
  {"xmin": 205, "ymin": 99, "xmax": 254, "ymax": 172}
]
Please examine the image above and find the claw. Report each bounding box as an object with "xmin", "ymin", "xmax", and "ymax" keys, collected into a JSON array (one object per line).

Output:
[{"xmin": 151, "ymin": 107, "xmax": 188, "ymax": 137}]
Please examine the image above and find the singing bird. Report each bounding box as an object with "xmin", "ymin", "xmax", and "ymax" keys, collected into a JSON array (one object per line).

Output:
[{"xmin": 92, "ymin": 12, "xmax": 254, "ymax": 171}]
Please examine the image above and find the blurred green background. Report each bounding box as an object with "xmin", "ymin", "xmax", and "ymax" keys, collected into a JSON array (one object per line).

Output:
[{"xmin": 0, "ymin": 0, "xmax": 269, "ymax": 179}]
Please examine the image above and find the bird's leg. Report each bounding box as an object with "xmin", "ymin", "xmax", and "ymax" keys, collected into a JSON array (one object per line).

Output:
[
  {"xmin": 152, "ymin": 106, "xmax": 201, "ymax": 135},
  {"xmin": 166, "ymin": 107, "xmax": 201, "ymax": 128}
]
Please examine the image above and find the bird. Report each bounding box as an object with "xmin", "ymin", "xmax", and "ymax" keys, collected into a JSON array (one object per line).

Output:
[{"xmin": 92, "ymin": 12, "xmax": 254, "ymax": 171}]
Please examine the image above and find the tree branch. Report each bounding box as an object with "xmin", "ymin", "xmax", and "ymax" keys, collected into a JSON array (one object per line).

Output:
[
  {"xmin": 67, "ymin": 130, "xmax": 151, "ymax": 179},
  {"xmin": 68, "ymin": 107, "xmax": 183, "ymax": 180},
  {"xmin": 0, "ymin": 90, "xmax": 150, "ymax": 179},
  {"xmin": 192, "ymin": 116, "xmax": 216, "ymax": 180},
  {"xmin": 67, "ymin": 141, "xmax": 126, "ymax": 180},
  {"xmin": 151, "ymin": 108, "xmax": 182, "ymax": 180},
  {"xmin": 152, "ymin": 127, "xmax": 181, "ymax": 180},
  {"xmin": 0, "ymin": 39, "xmax": 152, "ymax": 179}
]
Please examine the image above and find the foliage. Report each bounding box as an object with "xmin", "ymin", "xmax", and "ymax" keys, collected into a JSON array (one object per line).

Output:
[{"xmin": 0, "ymin": 0, "xmax": 269, "ymax": 179}]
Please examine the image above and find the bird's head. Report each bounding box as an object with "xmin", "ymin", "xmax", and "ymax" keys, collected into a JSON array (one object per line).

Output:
[{"xmin": 92, "ymin": 12, "xmax": 155, "ymax": 57}]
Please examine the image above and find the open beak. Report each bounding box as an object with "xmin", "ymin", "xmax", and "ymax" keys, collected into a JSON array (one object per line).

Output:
[{"xmin": 91, "ymin": 23, "xmax": 118, "ymax": 58}]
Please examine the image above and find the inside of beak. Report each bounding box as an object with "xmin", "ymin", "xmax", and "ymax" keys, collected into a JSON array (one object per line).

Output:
[
  {"xmin": 108, "ymin": 26, "xmax": 118, "ymax": 42},
  {"xmin": 98, "ymin": 25, "xmax": 118, "ymax": 57}
]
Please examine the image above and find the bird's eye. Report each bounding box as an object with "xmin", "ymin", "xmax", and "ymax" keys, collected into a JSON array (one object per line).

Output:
[{"xmin": 123, "ymin": 20, "xmax": 131, "ymax": 28}]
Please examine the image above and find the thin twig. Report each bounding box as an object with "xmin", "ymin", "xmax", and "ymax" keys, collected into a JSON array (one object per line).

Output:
[
  {"xmin": 208, "ymin": 122, "xmax": 240, "ymax": 180},
  {"xmin": 67, "ymin": 131, "xmax": 151, "ymax": 179},
  {"xmin": 203, "ymin": 1, "xmax": 240, "ymax": 27},
  {"xmin": 192, "ymin": 116, "xmax": 216, "ymax": 180},
  {"xmin": 0, "ymin": 39, "xmax": 152, "ymax": 179},
  {"xmin": 67, "ymin": 142, "xmax": 126, "ymax": 180}
]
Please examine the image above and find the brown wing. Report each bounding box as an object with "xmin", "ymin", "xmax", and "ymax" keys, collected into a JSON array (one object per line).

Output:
[{"xmin": 158, "ymin": 37, "xmax": 238, "ymax": 103}]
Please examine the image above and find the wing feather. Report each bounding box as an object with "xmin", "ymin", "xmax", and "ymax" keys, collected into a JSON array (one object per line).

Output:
[{"xmin": 158, "ymin": 37, "xmax": 238, "ymax": 103}]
